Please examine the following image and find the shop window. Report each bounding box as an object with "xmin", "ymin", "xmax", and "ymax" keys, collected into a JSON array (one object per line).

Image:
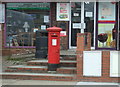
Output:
[
  {"xmin": 96, "ymin": 2, "xmax": 117, "ymax": 49},
  {"xmin": 5, "ymin": 3, "xmax": 50, "ymax": 47}
]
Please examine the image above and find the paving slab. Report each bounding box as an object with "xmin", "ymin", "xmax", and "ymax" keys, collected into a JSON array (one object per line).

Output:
[
  {"xmin": 76, "ymin": 82, "xmax": 120, "ymax": 86},
  {"xmin": 1, "ymin": 79, "xmax": 77, "ymax": 85}
]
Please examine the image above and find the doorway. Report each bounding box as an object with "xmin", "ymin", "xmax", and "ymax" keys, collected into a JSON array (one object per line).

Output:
[{"xmin": 69, "ymin": 2, "xmax": 95, "ymax": 48}]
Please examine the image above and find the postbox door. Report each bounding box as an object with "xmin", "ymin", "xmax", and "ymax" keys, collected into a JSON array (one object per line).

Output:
[{"xmin": 48, "ymin": 32, "xmax": 60, "ymax": 64}]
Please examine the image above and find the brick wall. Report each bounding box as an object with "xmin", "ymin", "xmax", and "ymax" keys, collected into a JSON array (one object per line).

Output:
[
  {"xmin": 76, "ymin": 33, "xmax": 119, "ymax": 82},
  {"xmin": 2, "ymin": 48, "xmax": 35, "ymax": 56},
  {"xmin": 76, "ymin": 33, "xmax": 91, "ymax": 52}
]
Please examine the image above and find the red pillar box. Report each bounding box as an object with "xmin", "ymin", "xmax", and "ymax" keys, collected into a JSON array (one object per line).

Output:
[{"xmin": 47, "ymin": 26, "xmax": 62, "ymax": 71}]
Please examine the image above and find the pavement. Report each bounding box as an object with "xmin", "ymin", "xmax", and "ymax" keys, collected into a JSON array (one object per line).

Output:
[
  {"xmin": 0, "ymin": 79, "xmax": 77, "ymax": 85},
  {"xmin": 0, "ymin": 79, "xmax": 120, "ymax": 87}
]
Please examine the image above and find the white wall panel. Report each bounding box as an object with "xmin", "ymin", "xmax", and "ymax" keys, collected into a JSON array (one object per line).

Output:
[
  {"xmin": 110, "ymin": 51, "xmax": 120, "ymax": 77},
  {"xmin": 83, "ymin": 51, "xmax": 102, "ymax": 76}
]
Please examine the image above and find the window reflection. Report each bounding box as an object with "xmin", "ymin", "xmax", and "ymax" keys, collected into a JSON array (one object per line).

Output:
[{"xmin": 6, "ymin": 3, "xmax": 50, "ymax": 47}]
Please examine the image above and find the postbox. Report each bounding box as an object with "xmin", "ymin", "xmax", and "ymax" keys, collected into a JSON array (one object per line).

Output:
[{"xmin": 47, "ymin": 26, "xmax": 62, "ymax": 71}]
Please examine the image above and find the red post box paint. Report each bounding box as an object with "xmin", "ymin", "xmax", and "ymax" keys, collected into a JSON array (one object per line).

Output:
[{"xmin": 47, "ymin": 26, "xmax": 62, "ymax": 71}]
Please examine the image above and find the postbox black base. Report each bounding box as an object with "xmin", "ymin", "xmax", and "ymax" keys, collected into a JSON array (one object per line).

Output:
[{"xmin": 48, "ymin": 64, "xmax": 60, "ymax": 71}]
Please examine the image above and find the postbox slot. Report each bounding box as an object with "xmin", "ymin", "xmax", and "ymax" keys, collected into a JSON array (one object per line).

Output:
[{"xmin": 51, "ymin": 35, "xmax": 58, "ymax": 37}]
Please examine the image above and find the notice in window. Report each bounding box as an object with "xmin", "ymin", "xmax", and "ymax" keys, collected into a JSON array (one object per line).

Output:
[
  {"xmin": 57, "ymin": 3, "xmax": 70, "ymax": 21},
  {"xmin": 73, "ymin": 23, "xmax": 81, "ymax": 29},
  {"xmin": 85, "ymin": 12, "xmax": 93, "ymax": 17},
  {"xmin": 98, "ymin": 2, "xmax": 116, "ymax": 20},
  {"xmin": 73, "ymin": 13, "xmax": 79, "ymax": 17},
  {"xmin": 44, "ymin": 16, "xmax": 49, "ymax": 23},
  {"xmin": 41, "ymin": 25, "xmax": 46, "ymax": 30}
]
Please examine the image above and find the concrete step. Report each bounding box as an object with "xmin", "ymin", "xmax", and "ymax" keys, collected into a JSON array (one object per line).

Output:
[
  {"xmin": 60, "ymin": 50, "xmax": 76, "ymax": 55},
  {"xmin": 1, "ymin": 72, "xmax": 76, "ymax": 81},
  {"xmin": 60, "ymin": 56, "xmax": 76, "ymax": 60},
  {"xmin": 27, "ymin": 59, "xmax": 76, "ymax": 67},
  {"xmin": 5, "ymin": 65, "xmax": 77, "ymax": 74},
  {"xmin": 33, "ymin": 56, "xmax": 76, "ymax": 61}
]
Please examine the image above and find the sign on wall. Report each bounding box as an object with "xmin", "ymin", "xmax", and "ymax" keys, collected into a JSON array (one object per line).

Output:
[
  {"xmin": 110, "ymin": 51, "xmax": 120, "ymax": 77},
  {"xmin": 60, "ymin": 31, "xmax": 66, "ymax": 37},
  {"xmin": 0, "ymin": 4, "xmax": 5, "ymax": 23},
  {"xmin": 56, "ymin": 3, "xmax": 70, "ymax": 21},
  {"xmin": 83, "ymin": 51, "xmax": 102, "ymax": 76}
]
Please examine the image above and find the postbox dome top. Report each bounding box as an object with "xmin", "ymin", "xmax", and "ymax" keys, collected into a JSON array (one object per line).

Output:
[{"xmin": 47, "ymin": 26, "xmax": 62, "ymax": 32}]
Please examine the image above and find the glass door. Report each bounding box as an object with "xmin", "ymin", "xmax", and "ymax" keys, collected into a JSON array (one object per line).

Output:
[
  {"xmin": 71, "ymin": 2, "xmax": 81, "ymax": 46},
  {"xmin": 70, "ymin": 2, "xmax": 95, "ymax": 48}
]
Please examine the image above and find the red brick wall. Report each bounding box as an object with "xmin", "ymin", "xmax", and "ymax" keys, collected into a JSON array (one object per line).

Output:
[
  {"xmin": 2, "ymin": 48, "xmax": 35, "ymax": 56},
  {"xmin": 76, "ymin": 33, "xmax": 91, "ymax": 52},
  {"xmin": 76, "ymin": 33, "xmax": 119, "ymax": 82}
]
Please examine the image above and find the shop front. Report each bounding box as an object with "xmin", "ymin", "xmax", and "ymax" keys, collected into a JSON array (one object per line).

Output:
[
  {"xmin": 0, "ymin": 0, "xmax": 120, "ymax": 83},
  {"xmin": 57, "ymin": 2, "xmax": 119, "ymax": 50},
  {"xmin": 60, "ymin": 1, "xmax": 118, "ymax": 50},
  {"xmin": 0, "ymin": 1, "xmax": 120, "ymax": 56}
]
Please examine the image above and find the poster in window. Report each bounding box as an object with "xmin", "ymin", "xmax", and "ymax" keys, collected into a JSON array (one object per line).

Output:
[
  {"xmin": 97, "ymin": 23, "xmax": 116, "ymax": 48},
  {"xmin": 98, "ymin": 2, "xmax": 116, "ymax": 20},
  {"xmin": 56, "ymin": 3, "xmax": 70, "ymax": 21},
  {"xmin": 97, "ymin": 2, "xmax": 116, "ymax": 49}
]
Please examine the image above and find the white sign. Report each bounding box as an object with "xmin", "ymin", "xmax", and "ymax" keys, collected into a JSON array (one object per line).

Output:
[
  {"xmin": 44, "ymin": 16, "xmax": 49, "ymax": 23},
  {"xmin": 73, "ymin": 23, "xmax": 81, "ymax": 29},
  {"xmin": 73, "ymin": 13, "xmax": 79, "ymax": 16},
  {"xmin": 0, "ymin": 4, "xmax": 5, "ymax": 23},
  {"xmin": 110, "ymin": 51, "xmax": 120, "ymax": 77},
  {"xmin": 52, "ymin": 39, "xmax": 57, "ymax": 46},
  {"xmin": 60, "ymin": 31, "xmax": 66, "ymax": 36},
  {"xmin": 41, "ymin": 25, "xmax": 46, "ymax": 30},
  {"xmin": 83, "ymin": 51, "xmax": 102, "ymax": 76},
  {"xmin": 57, "ymin": 3, "xmax": 70, "ymax": 21},
  {"xmin": 85, "ymin": 12, "xmax": 93, "ymax": 17},
  {"xmin": 33, "ymin": 28, "xmax": 38, "ymax": 32}
]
